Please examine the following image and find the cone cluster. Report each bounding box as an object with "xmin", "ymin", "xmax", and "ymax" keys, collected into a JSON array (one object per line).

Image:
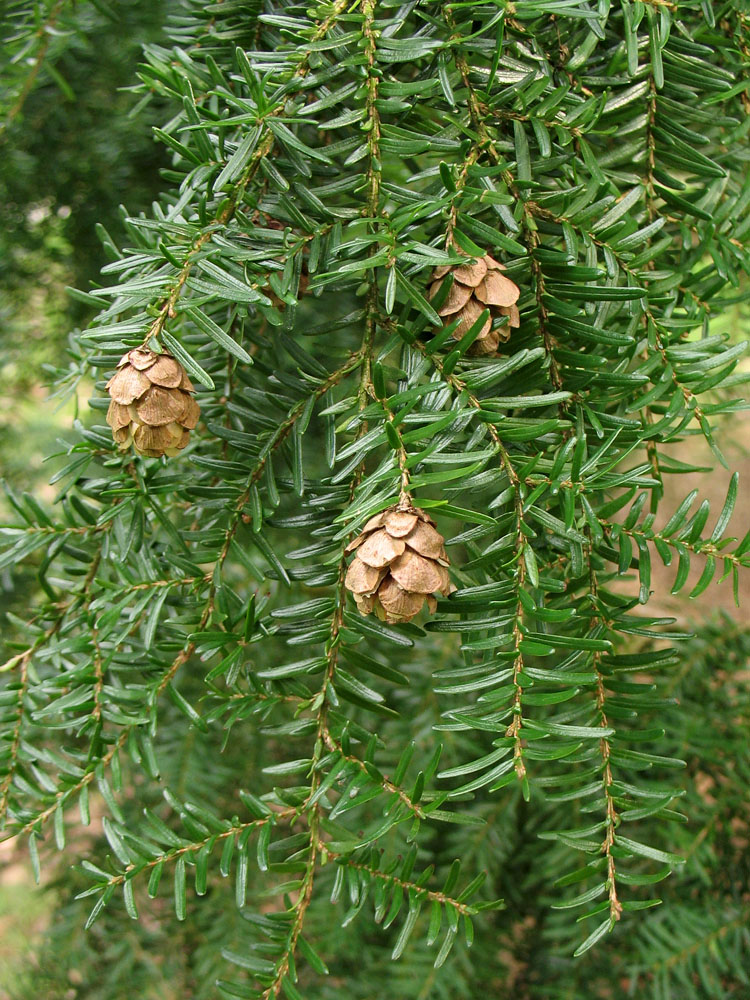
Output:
[
  {"xmin": 345, "ymin": 504, "xmax": 453, "ymax": 623},
  {"xmin": 105, "ymin": 348, "xmax": 200, "ymax": 457},
  {"xmin": 429, "ymin": 251, "xmax": 521, "ymax": 356}
]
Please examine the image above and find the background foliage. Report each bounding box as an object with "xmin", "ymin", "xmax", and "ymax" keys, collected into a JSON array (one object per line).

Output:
[{"xmin": 1, "ymin": 2, "xmax": 750, "ymax": 998}]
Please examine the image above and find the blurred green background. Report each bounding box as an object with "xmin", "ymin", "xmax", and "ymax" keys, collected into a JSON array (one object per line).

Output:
[{"xmin": 0, "ymin": 1, "xmax": 171, "ymax": 497}]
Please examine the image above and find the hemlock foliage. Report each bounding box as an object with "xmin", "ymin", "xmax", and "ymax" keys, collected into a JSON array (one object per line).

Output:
[{"xmin": 1, "ymin": 2, "xmax": 750, "ymax": 997}]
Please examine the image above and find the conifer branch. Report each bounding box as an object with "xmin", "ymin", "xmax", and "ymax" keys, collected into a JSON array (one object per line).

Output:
[
  {"xmin": 2, "ymin": 2, "xmax": 749, "ymax": 992},
  {"xmin": 1, "ymin": 0, "xmax": 69, "ymax": 132}
]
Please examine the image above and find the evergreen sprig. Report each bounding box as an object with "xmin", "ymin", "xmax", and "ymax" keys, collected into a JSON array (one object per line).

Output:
[{"xmin": 2, "ymin": 2, "xmax": 750, "ymax": 996}]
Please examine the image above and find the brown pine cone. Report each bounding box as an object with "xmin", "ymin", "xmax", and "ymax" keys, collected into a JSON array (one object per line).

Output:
[
  {"xmin": 429, "ymin": 251, "xmax": 521, "ymax": 356},
  {"xmin": 105, "ymin": 348, "xmax": 200, "ymax": 458},
  {"xmin": 345, "ymin": 504, "xmax": 454, "ymax": 623}
]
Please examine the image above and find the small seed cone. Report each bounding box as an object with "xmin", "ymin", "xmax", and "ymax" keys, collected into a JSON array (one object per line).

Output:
[
  {"xmin": 429, "ymin": 250, "xmax": 520, "ymax": 356},
  {"xmin": 345, "ymin": 504, "xmax": 454, "ymax": 623},
  {"xmin": 105, "ymin": 348, "xmax": 199, "ymax": 458}
]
